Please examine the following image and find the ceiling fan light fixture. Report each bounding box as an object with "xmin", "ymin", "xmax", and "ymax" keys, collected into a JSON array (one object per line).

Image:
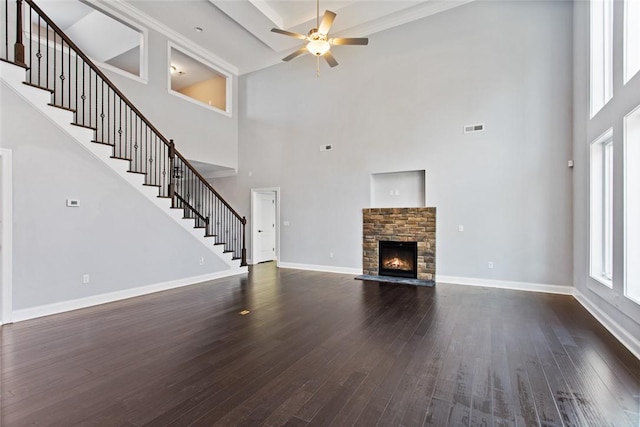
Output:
[{"xmin": 306, "ymin": 39, "xmax": 330, "ymax": 56}]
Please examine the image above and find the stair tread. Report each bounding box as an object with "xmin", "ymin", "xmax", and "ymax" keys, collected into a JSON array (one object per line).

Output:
[
  {"xmin": 1, "ymin": 58, "xmax": 29, "ymax": 69},
  {"xmin": 111, "ymin": 156, "xmax": 132, "ymax": 161},
  {"xmin": 127, "ymin": 170, "xmax": 146, "ymax": 175},
  {"xmin": 93, "ymin": 140, "xmax": 115, "ymax": 147},
  {"xmin": 70, "ymin": 122, "xmax": 97, "ymax": 131},
  {"xmin": 142, "ymin": 183, "xmax": 161, "ymax": 188},
  {"xmin": 22, "ymin": 81, "xmax": 53, "ymax": 92},
  {"xmin": 48, "ymin": 103, "xmax": 76, "ymax": 113}
]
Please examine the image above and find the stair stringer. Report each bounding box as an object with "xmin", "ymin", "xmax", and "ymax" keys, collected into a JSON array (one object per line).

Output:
[{"xmin": 1, "ymin": 61, "xmax": 246, "ymax": 273}]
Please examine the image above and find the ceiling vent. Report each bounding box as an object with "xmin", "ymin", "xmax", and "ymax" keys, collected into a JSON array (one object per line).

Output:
[{"xmin": 464, "ymin": 124, "xmax": 484, "ymax": 134}]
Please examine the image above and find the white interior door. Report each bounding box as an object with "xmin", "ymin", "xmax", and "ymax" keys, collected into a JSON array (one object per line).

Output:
[{"xmin": 255, "ymin": 192, "xmax": 276, "ymax": 263}]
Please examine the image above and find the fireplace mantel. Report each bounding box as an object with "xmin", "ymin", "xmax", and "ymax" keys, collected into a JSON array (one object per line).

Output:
[{"xmin": 362, "ymin": 208, "xmax": 436, "ymax": 281}]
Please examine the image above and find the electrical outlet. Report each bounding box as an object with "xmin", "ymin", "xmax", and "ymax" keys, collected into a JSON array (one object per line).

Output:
[
  {"xmin": 199, "ymin": 257, "xmax": 204, "ymax": 265},
  {"xmin": 329, "ymin": 252, "xmax": 334, "ymax": 258},
  {"xmin": 82, "ymin": 274, "xmax": 90, "ymax": 284},
  {"xmin": 488, "ymin": 262, "xmax": 494, "ymax": 269},
  {"xmin": 458, "ymin": 225, "xmax": 464, "ymax": 232}
]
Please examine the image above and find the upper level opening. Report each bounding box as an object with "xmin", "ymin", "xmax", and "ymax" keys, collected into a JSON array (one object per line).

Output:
[
  {"xmin": 169, "ymin": 46, "xmax": 231, "ymax": 116},
  {"xmin": 35, "ymin": 0, "xmax": 146, "ymax": 80}
]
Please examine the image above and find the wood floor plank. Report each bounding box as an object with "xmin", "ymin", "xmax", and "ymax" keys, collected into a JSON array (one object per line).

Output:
[{"xmin": 1, "ymin": 263, "xmax": 639, "ymax": 426}]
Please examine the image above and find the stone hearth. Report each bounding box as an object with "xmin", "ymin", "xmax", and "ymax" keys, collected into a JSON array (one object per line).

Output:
[{"xmin": 362, "ymin": 208, "xmax": 436, "ymax": 281}]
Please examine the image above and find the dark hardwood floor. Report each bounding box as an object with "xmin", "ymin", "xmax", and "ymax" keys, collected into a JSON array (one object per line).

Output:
[{"xmin": 1, "ymin": 263, "xmax": 639, "ymax": 426}]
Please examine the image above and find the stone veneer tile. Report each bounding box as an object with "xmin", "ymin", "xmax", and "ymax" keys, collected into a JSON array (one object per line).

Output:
[{"xmin": 362, "ymin": 207, "xmax": 436, "ymax": 281}]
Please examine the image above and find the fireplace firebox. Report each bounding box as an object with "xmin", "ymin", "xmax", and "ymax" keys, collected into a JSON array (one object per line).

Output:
[{"xmin": 378, "ymin": 241, "xmax": 418, "ymax": 279}]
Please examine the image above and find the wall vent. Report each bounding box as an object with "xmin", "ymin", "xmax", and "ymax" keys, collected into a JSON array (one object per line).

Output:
[
  {"xmin": 319, "ymin": 144, "xmax": 333, "ymax": 151},
  {"xmin": 464, "ymin": 124, "xmax": 485, "ymax": 134}
]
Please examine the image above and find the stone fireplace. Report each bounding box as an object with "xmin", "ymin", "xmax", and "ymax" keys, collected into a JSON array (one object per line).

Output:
[{"xmin": 362, "ymin": 208, "xmax": 436, "ymax": 281}]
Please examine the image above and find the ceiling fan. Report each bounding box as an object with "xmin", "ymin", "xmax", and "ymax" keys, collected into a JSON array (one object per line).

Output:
[{"xmin": 270, "ymin": 0, "xmax": 368, "ymax": 75}]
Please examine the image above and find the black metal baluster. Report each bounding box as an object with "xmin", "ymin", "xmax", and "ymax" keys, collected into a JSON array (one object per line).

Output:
[
  {"xmin": 4, "ymin": 0, "xmax": 7, "ymax": 62},
  {"xmin": 100, "ymin": 80, "xmax": 104, "ymax": 142},
  {"xmin": 35, "ymin": 14, "xmax": 41, "ymax": 85},
  {"xmin": 59, "ymin": 40, "xmax": 65, "ymax": 106},
  {"xmin": 28, "ymin": 3, "xmax": 32, "ymax": 81},
  {"xmin": 45, "ymin": 22, "xmax": 48, "ymax": 88},
  {"xmin": 52, "ymin": 33, "xmax": 56, "ymax": 101},
  {"xmin": 80, "ymin": 62, "xmax": 85, "ymax": 125},
  {"xmin": 67, "ymin": 40, "xmax": 70, "ymax": 108},
  {"xmin": 74, "ymin": 52, "xmax": 77, "ymax": 113}
]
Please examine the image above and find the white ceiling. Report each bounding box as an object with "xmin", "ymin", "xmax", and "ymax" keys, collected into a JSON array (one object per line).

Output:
[{"xmin": 102, "ymin": 0, "xmax": 472, "ymax": 74}]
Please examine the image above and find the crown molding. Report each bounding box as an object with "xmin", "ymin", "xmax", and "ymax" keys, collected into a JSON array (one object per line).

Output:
[{"xmin": 90, "ymin": 0, "xmax": 239, "ymax": 76}]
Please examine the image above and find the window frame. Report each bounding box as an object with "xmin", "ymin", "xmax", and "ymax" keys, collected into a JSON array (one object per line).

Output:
[
  {"xmin": 590, "ymin": 128, "xmax": 614, "ymax": 288},
  {"xmin": 624, "ymin": 0, "xmax": 640, "ymax": 84},
  {"xmin": 624, "ymin": 104, "xmax": 640, "ymax": 304},
  {"xmin": 590, "ymin": 0, "xmax": 613, "ymax": 118}
]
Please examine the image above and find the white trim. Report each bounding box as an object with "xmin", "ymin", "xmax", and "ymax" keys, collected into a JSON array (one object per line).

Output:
[
  {"xmin": 98, "ymin": 0, "xmax": 239, "ymax": 76},
  {"xmin": 624, "ymin": 104, "xmax": 640, "ymax": 306},
  {"xmin": 251, "ymin": 187, "xmax": 280, "ymax": 265},
  {"xmin": 0, "ymin": 149, "xmax": 13, "ymax": 325},
  {"xmin": 168, "ymin": 42, "xmax": 233, "ymax": 117},
  {"xmin": 573, "ymin": 289, "xmax": 640, "ymax": 360},
  {"xmin": 12, "ymin": 268, "xmax": 247, "ymax": 323},
  {"xmin": 436, "ymin": 275, "xmax": 574, "ymax": 295},
  {"xmin": 278, "ymin": 262, "xmax": 362, "ymax": 276}
]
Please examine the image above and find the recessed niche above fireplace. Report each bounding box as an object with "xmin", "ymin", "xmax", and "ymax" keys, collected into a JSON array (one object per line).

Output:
[{"xmin": 370, "ymin": 170, "xmax": 425, "ymax": 208}]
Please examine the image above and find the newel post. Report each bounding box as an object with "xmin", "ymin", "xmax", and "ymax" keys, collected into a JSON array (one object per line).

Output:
[
  {"xmin": 14, "ymin": 0, "xmax": 26, "ymax": 67},
  {"xmin": 241, "ymin": 216, "xmax": 247, "ymax": 266},
  {"xmin": 168, "ymin": 139, "xmax": 176, "ymax": 203}
]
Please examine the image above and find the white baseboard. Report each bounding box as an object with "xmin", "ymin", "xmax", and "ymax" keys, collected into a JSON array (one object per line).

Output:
[
  {"xmin": 572, "ymin": 289, "xmax": 640, "ymax": 360},
  {"xmin": 277, "ymin": 262, "xmax": 362, "ymax": 276},
  {"xmin": 11, "ymin": 267, "xmax": 247, "ymax": 323},
  {"xmin": 436, "ymin": 275, "xmax": 574, "ymax": 295}
]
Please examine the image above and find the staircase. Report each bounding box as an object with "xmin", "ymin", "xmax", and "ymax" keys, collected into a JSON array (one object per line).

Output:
[{"xmin": 1, "ymin": 0, "xmax": 247, "ymax": 270}]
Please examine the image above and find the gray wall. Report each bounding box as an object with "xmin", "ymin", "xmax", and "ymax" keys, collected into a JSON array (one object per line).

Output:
[
  {"xmin": 98, "ymin": 9, "xmax": 238, "ymax": 170},
  {"xmin": 213, "ymin": 0, "xmax": 574, "ymax": 285},
  {"xmin": 572, "ymin": 1, "xmax": 640, "ymax": 340},
  {"xmin": 1, "ymin": 83, "xmax": 229, "ymax": 310}
]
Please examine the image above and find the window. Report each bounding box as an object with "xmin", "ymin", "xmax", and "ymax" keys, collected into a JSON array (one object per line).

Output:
[
  {"xmin": 590, "ymin": 0, "xmax": 613, "ymax": 117},
  {"xmin": 625, "ymin": 0, "xmax": 640, "ymax": 83},
  {"xmin": 625, "ymin": 106, "xmax": 640, "ymax": 303},
  {"xmin": 169, "ymin": 47, "xmax": 231, "ymax": 115},
  {"xmin": 590, "ymin": 129, "xmax": 614, "ymax": 287}
]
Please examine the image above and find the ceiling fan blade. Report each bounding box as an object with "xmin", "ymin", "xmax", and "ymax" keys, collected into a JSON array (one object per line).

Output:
[
  {"xmin": 330, "ymin": 37, "xmax": 369, "ymax": 46},
  {"xmin": 324, "ymin": 51, "xmax": 339, "ymax": 67},
  {"xmin": 271, "ymin": 28, "xmax": 307, "ymax": 40},
  {"xmin": 318, "ymin": 10, "xmax": 336, "ymax": 35},
  {"xmin": 282, "ymin": 47, "xmax": 308, "ymax": 62}
]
